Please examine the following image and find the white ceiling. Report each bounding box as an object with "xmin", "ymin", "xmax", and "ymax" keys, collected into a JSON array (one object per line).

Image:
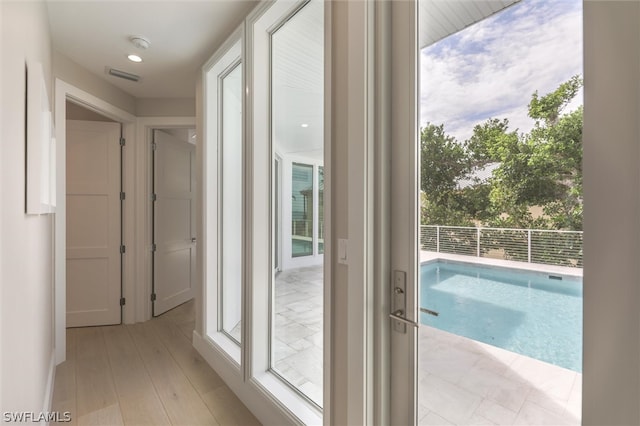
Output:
[
  {"xmin": 45, "ymin": 0, "xmax": 518, "ymax": 101},
  {"xmin": 420, "ymin": 0, "xmax": 520, "ymax": 49},
  {"xmin": 46, "ymin": 0, "xmax": 257, "ymax": 99},
  {"xmin": 272, "ymin": 0, "xmax": 324, "ymax": 162},
  {"xmin": 46, "ymin": 0, "xmax": 518, "ymax": 161}
]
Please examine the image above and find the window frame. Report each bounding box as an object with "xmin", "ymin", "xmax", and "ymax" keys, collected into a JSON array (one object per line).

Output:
[
  {"xmin": 247, "ymin": 0, "xmax": 326, "ymax": 422},
  {"xmin": 203, "ymin": 28, "xmax": 244, "ymax": 367}
]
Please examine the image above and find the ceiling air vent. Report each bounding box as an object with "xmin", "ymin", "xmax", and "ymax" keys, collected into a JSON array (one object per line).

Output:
[{"xmin": 106, "ymin": 67, "xmax": 141, "ymax": 82}]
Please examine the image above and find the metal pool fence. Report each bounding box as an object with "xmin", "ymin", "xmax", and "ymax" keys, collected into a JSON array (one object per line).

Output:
[{"xmin": 420, "ymin": 225, "xmax": 583, "ymax": 268}]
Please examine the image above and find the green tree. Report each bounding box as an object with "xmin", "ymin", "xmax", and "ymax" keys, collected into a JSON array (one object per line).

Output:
[
  {"xmin": 420, "ymin": 76, "xmax": 583, "ymax": 232},
  {"xmin": 470, "ymin": 76, "xmax": 583, "ymax": 230},
  {"xmin": 419, "ymin": 123, "xmax": 472, "ymax": 226}
]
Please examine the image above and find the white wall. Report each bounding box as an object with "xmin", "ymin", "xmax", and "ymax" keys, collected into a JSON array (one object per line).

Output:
[
  {"xmin": 53, "ymin": 51, "xmax": 136, "ymax": 115},
  {"xmin": 136, "ymin": 98, "xmax": 195, "ymax": 117},
  {"xmin": 583, "ymin": 2, "xmax": 640, "ymax": 425},
  {"xmin": 1, "ymin": 0, "xmax": 55, "ymax": 415}
]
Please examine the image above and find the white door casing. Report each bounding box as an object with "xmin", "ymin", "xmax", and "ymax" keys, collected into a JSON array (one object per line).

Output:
[
  {"xmin": 389, "ymin": 0, "xmax": 420, "ymax": 424},
  {"xmin": 66, "ymin": 120, "xmax": 122, "ymax": 327},
  {"xmin": 153, "ymin": 129, "xmax": 196, "ymax": 316}
]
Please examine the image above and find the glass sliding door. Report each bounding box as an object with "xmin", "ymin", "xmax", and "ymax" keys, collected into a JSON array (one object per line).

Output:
[
  {"xmin": 270, "ymin": 0, "xmax": 324, "ymax": 408},
  {"xmin": 388, "ymin": 1, "xmax": 584, "ymax": 424}
]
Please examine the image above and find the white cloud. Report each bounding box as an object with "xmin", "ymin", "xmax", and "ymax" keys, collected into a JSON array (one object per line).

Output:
[{"xmin": 420, "ymin": 0, "xmax": 583, "ymax": 142}]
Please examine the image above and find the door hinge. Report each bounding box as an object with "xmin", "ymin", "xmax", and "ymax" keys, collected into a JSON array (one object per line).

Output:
[
  {"xmin": 120, "ymin": 192, "xmax": 126, "ymax": 201},
  {"xmin": 120, "ymin": 245, "xmax": 126, "ymax": 254},
  {"xmin": 151, "ymin": 243, "xmax": 157, "ymax": 252},
  {"xmin": 151, "ymin": 193, "xmax": 157, "ymax": 202},
  {"xmin": 151, "ymin": 293, "xmax": 157, "ymax": 302},
  {"xmin": 119, "ymin": 137, "xmax": 126, "ymax": 146},
  {"xmin": 120, "ymin": 297, "xmax": 126, "ymax": 306},
  {"xmin": 151, "ymin": 142, "xmax": 157, "ymax": 151}
]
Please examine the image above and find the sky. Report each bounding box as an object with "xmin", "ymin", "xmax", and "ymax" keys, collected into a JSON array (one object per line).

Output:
[{"xmin": 420, "ymin": 0, "xmax": 583, "ymax": 142}]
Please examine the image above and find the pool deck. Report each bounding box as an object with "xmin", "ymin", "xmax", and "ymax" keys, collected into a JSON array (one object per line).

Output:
[
  {"xmin": 418, "ymin": 324, "xmax": 581, "ymax": 425},
  {"xmin": 418, "ymin": 251, "xmax": 582, "ymax": 425},
  {"xmin": 273, "ymin": 254, "xmax": 582, "ymax": 425},
  {"xmin": 420, "ymin": 251, "xmax": 583, "ymax": 279}
]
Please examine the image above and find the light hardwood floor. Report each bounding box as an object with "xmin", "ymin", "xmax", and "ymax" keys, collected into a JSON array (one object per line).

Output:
[{"xmin": 52, "ymin": 300, "xmax": 261, "ymax": 426}]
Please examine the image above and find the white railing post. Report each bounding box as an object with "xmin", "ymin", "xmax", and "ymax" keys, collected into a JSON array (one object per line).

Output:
[
  {"xmin": 436, "ymin": 226, "xmax": 440, "ymax": 253},
  {"xmin": 528, "ymin": 229, "xmax": 532, "ymax": 263},
  {"xmin": 477, "ymin": 227, "xmax": 481, "ymax": 258}
]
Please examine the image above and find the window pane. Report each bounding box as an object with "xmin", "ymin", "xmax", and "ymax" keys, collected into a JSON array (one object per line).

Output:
[
  {"xmin": 292, "ymin": 163, "xmax": 314, "ymax": 257},
  {"xmin": 271, "ymin": 0, "xmax": 324, "ymax": 407},
  {"xmin": 221, "ymin": 63, "xmax": 243, "ymax": 343}
]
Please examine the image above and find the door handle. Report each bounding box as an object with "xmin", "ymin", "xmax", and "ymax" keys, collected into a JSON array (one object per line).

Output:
[
  {"xmin": 191, "ymin": 237, "xmax": 197, "ymax": 243},
  {"xmin": 389, "ymin": 309, "xmax": 419, "ymax": 328},
  {"xmin": 391, "ymin": 270, "xmax": 419, "ymax": 332}
]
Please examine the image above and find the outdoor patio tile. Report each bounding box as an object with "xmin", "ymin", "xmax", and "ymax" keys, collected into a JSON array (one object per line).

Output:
[
  {"xmin": 457, "ymin": 366, "xmax": 510, "ymax": 398},
  {"xmin": 274, "ymin": 322, "xmax": 317, "ymax": 344},
  {"xmin": 469, "ymin": 341, "xmax": 519, "ymax": 368},
  {"xmin": 274, "ymin": 313, "xmax": 290, "ymax": 327},
  {"xmin": 277, "ymin": 346, "xmax": 323, "ymax": 385},
  {"xmin": 562, "ymin": 374, "xmax": 581, "ymax": 422},
  {"xmin": 472, "ymin": 399, "xmax": 518, "ymax": 425},
  {"xmin": 421, "ymin": 344, "xmax": 480, "ymax": 384},
  {"xmin": 418, "ymin": 405, "xmax": 430, "ymax": 424},
  {"xmin": 305, "ymin": 320, "xmax": 323, "ymax": 332},
  {"xmin": 283, "ymin": 304, "xmax": 323, "ymax": 319},
  {"xmin": 564, "ymin": 391, "xmax": 581, "ymax": 423},
  {"xmin": 274, "ymin": 285, "xmax": 297, "ymax": 297},
  {"xmin": 505, "ymin": 356, "xmax": 575, "ymax": 400},
  {"xmin": 513, "ymin": 401, "xmax": 575, "ymax": 426},
  {"xmin": 288, "ymin": 337, "xmax": 313, "ymax": 351},
  {"xmin": 484, "ymin": 376, "xmax": 531, "ymax": 413},
  {"xmin": 273, "ymin": 362, "xmax": 307, "ymax": 387},
  {"xmin": 305, "ymin": 331, "xmax": 323, "ymax": 347},
  {"xmin": 275, "ymin": 291, "xmax": 313, "ymax": 307},
  {"xmin": 298, "ymin": 380, "xmax": 323, "ymax": 406},
  {"xmin": 526, "ymin": 387, "xmax": 572, "ymax": 415},
  {"xmin": 273, "ymin": 338, "xmax": 298, "ymax": 361},
  {"xmin": 419, "ymin": 375, "xmax": 482, "ymax": 425},
  {"xmin": 466, "ymin": 414, "xmax": 496, "ymax": 425},
  {"xmin": 418, "ymin": 411, "xmax": 454, "ymax": 426},
  {"xmin": 472, "ymin": 353, "xmax": 513, "ymax": 376}
]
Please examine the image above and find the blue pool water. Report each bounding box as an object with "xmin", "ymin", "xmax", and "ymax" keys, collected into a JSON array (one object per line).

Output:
[{"xmin": 420, "ymin": 261, "xmax": 582, "ymax": 372}]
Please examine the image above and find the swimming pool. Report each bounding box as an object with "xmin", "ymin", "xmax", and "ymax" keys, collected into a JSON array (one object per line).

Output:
[{"xmin": 420, "ymin": 261, "xmax": 582, "ymax": 372}]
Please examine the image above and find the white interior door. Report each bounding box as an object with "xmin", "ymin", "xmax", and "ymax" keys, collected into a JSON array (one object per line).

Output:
[
  {"xmin": 66, "ymin": 120, "xmax": 122, "ymax": 327},
  {"xmin": 153, "ymin": 129, "xmax": 196, "ymax": 316}
]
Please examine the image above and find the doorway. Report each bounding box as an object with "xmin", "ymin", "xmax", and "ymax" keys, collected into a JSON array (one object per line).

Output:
[
  {"xmin": 151, "ymin": 128, "xmax": 196, "ymax": 316},
  {"xmin": 387, "ymin": 1, "xmax": 584, "ymax": 424}
]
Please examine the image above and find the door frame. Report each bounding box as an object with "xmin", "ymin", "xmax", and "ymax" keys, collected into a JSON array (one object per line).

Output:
[
  {"xmin": 135, "ymin": 117, "xmax": 197, "ymax": 323},
  {"xmin": 53, "ymin": 79, "xmax": 136, "ymax": 364}
]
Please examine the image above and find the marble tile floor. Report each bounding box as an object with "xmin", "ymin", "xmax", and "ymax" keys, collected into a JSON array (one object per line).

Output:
[{"xmin": 273, "ymin": 265, "xmax": 324, "ymax": 406}]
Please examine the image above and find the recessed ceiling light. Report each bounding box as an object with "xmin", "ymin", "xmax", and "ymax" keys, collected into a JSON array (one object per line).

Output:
[
  {"xmin": 127, "ymin": 54, "xmax": 142, "ymax": 63},
  {"xmin": 301, "ymin": 123, "xmax": 309, "ymax": 128}
]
